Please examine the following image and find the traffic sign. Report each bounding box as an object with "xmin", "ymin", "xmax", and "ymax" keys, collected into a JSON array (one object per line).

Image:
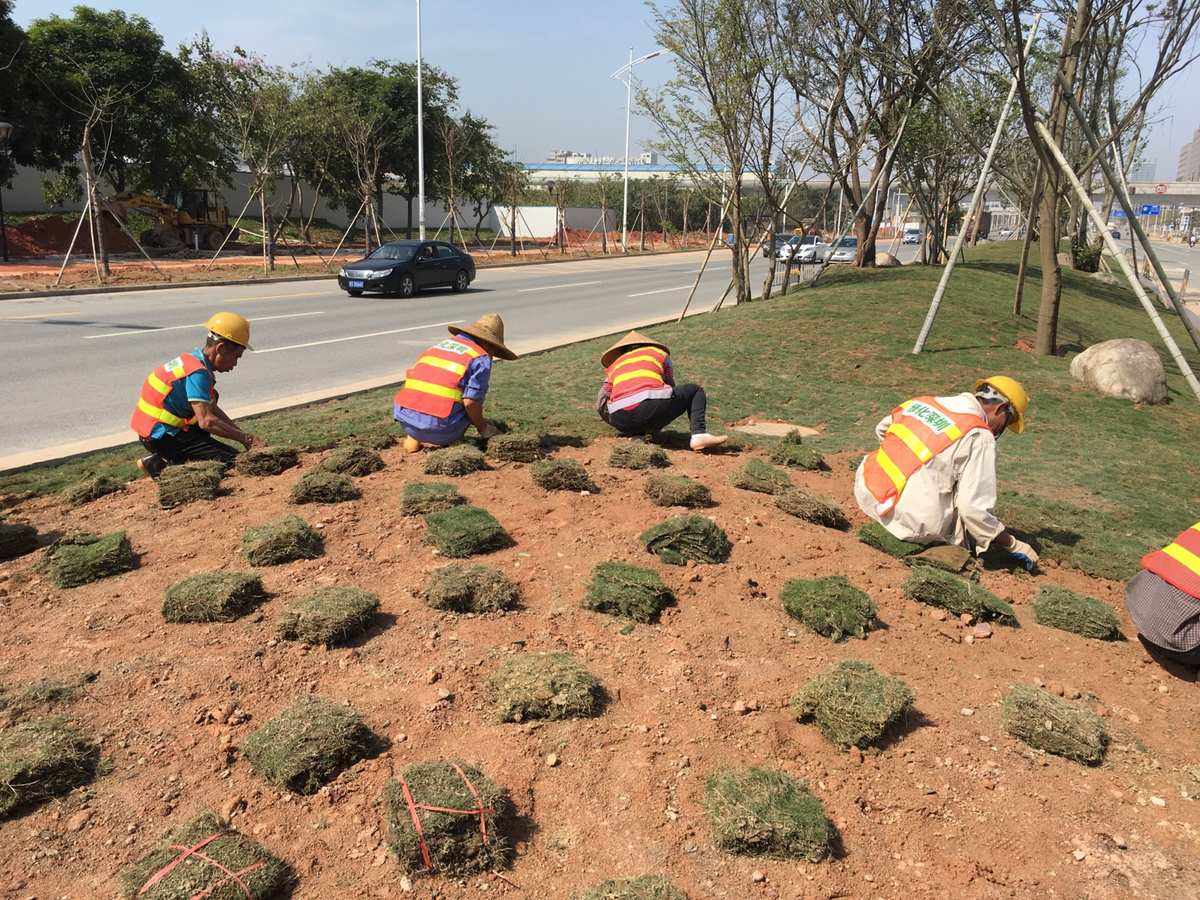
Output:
[
  {"xmin": 1139, "ymin": 204, "xmax": 1161, "ymax": 216},
  {"xmin": 1154, "ymin": 183, "xmax": 1167, "ymax": 195},
  {"xmin": 1111, "ymin": 209, "xmax": 1126, "ymax": 218}
]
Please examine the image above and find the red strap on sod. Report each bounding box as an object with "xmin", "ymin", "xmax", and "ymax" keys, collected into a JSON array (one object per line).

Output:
[
  {"xmin": 398, "ymin": 763, "xmax": 492, "ymax": 873},
  {"xmin": 137, "ymin": 832, "xmax": 263, "ymax": 899}
]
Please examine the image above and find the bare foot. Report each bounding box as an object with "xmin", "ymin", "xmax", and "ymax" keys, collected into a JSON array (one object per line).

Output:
[{"xmin": 689, "ymin": 433, "xmax": 729, "ymax": 451}]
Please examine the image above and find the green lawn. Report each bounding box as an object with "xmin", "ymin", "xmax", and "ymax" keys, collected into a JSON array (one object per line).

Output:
[{"xmin": 5, "ymin": 243, "xmax": 1197, "ymax": 580}]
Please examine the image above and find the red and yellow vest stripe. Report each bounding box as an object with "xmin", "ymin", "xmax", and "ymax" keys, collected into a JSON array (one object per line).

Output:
[
  {"xmin": 129, "ymin": 351, "xmax": 210, "ymax": 438},
  {"xmin": 862, "ymin": 396, "xmax": 989, "ymax": 515},
  {"xmin": 393, "ymin": 336, "xmax": 487, "ymax": 418},
  {"xmin": 606, "ymin": 346, "xmax": 669, "ymax": 404},
  {"xmin": 1142, "ymin": 522, "xmax": 1200, "ymax": 599}
]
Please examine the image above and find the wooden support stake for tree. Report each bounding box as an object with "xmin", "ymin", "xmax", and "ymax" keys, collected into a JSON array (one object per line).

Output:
[
  {"xmin": 328, "ymin": 197, "xmax": 369, "ymax": 265},
  {"xmin": 677, "ymin": 196, "xmax": 733, "ymax": 321},
  {"xmin": 1013, "ymin": 162, "xmax": 1043, "ymax": 315},
  {"xmin": 205, "ymin": 191, "xmax": 258, "ymax": 271},
  {"xmin": 98, "ymin": 200, "xmax": 167, "ymax": 278},
  {"xmin": 53, "ymin": 194, "xmax": 93, "ymax": 287}
]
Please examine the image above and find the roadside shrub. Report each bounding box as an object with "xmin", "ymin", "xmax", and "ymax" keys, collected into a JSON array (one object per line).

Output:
[
  {"xmin": 290, "ymin": 470, "xmax": 360, "ymax": 504},
  {"xmin": 1001, "ymin": 684, "xmax": 1108, "ymax": 765},
  {"xmin": 1032, "ymin": 586, "xmax": 1123, "ymax": 641},
  {"xmin": 425, "ymin": 506, "xmax": 510, "ymax": 558},
  {"xmin": 237, "ymin": 447, "xmax": 299, "ymax": 476},
  {"xmin": 62, "ymin": 474, "xmax": 124, "ymax": 505},
  {"xmin": 775, "ymin": 490, "xmax": 849, "ymax": 530},
  {"xmin": 531, "ymin": 459, "xmax": 597, "ymax": 492},
  {"xmin": 157, "ymin": 461, "xmax": 224, "ymax": 509},
  {"xmin": 769, "ymin": 431, "xmax": 826, "ymax": 470},
  {"xmin": 792, "ymin": 659, "xmax": 914, "ymax": 748},
  {"xmin": 486, "ymin": 433, "xmax": 544, "ymax": 463},
  {"xmin": 730, "ymin": 458, "xmax": 791, "ymax": 494},
  {"xmin": 575, "ymin": 876, "xmax": 687, "ymax": 900},
  {"xmin": 422, "ymin": 564, "xmax": 520, "ymax": 613},
  {"xmin": 704, "ymin": 767, "xmax": 833, "ymax": 861},
  {"xmin": 244, "ymin": 696, "xmax": 379, "ymax": 794},
  {"xmin": 0, "ymin": 522, "xmax": 39, "ymax": 561},
  {"xmin": 424, "ymin": 446, "xmax": 487, "ymax": 476},
  {"xmin": 401, "ymin": 481, "xmax": 465, "ymax": 516},
  {"xmin": 41, "ymin": 531, "xmax": 136, "ymax": 588},
  {"xmin": 609, "ymin": 443, "xmax": 670, "ymax": 470},
  {"xmin": 319, "ymin": 444, "xmax": 385, "ymax": 477},
  {"xmin": 644, "ymin": 474, "xmax": 711, "ymax": 508},
  {"xmin": 277, "ymin": 587, "xmax": 380, "ymax": 646},
  {"xmin": 490, "ymin": 652, "xmax": 603, "ymax": 722},
  {"xmin": 902, "ymin": 566, "xmax": 1016, "ymax": 623},
  {"xmin": 0, "ymin": 716, "xmax": 99, "ymax": 818},
  {"xmin": 162, "ymin": 572, "xmax": 267, "ymax": 623},
  {"xmin": 241, "ymin": 515, "xmax": 324, "ymax": 566},
  {"xmin": 640, "ymin": 515, "xmax": 731, "ymax": 566},
  {"xmin": 782, "ymin": 576, "xmax": 876, "ymax": 642},
  {"xmin": 857, "ymin": 522, "xmax": 922, "ymax": 558},
  {"xmin": 584, "ymin": 562, "xmax": 674, "ymax": 623}
]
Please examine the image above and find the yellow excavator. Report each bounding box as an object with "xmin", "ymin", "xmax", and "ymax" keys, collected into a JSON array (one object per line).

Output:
[{"xmin": 104, "ymin": 189, "xmax": 239, "ymax": 251}]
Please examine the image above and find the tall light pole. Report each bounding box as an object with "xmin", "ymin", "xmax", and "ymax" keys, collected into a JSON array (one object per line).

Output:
[
  {"xmin": 0, "ymin": 121, "xmax": 12, "ymax": 264},
  {"xmin": 415, "ymin": 0, "xmax": 426, "ymax": 240},
  {"xmin": 610, "ymin": 48, "xmax": 665, "ymax": 253}
]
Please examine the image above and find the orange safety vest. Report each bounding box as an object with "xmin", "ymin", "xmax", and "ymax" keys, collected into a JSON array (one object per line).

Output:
[
  {"xmin": 862, "ymin": 396, "xmax": 990, "ymax": 515},
  {"xmin": 1142, "ymin": 522, "xmax": 1200, "ymax": 599},
  {"xmin": 606, "ymin": 346, "xmax": 669, "ymax": 405},
  {"xmin": 129, "ymin": 351, "xmax": 211, "ymax": 438},
  {"xmin": 393, "ymin": 336, "xmax": 487, "ymax": 419}
]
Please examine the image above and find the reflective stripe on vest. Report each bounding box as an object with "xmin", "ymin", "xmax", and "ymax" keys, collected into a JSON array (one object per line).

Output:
[
  {"xmin": 393, "ymin": 337, "xmax": 486, "ymax": 418},
  {"xmin": 861, "ymin": 396, "xmax": 989, "ymax": 515},
  {"xmin": 1142, "ymin": 522, "xmax": 1200, "ymax": 600},
  {"xmin": 607, "ymin": 346, "xmax": 668, "ymax": 404},
  {"xmin": 129, "ymin": 352, "xmax": 209, "ymax": 438}
]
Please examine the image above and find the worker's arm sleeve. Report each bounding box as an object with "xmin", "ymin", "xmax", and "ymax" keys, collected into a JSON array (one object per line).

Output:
[
  {"xmin": 874, "ymin": 414, "xmax": 893, "ymax": 443},
  {"xmin": 184, "ymin": 369, "xmax": 215, "ymax": 404},
  {"xmin": 955, "ymin": 434, "xmax": 1005, "ymax": 551},
  {"xmin": 595, "ymin": 382, "xmax": 611, "ymax": 414},
  {"xmin": 663, "ymin": 357, "xmax": 675, "ymax": 386},
  {"xmin": 461, "ymin": 356, "xmax": 492, "ymax": 402}
]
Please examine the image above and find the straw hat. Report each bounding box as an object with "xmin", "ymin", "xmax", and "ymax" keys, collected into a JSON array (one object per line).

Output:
[
  {"xmin": 600, "ymin": 330, "xmax": 670, "ymax": 368},
  {"xmin": 449, "ymin": 313, "xmax": 518, "ymax": 360}
]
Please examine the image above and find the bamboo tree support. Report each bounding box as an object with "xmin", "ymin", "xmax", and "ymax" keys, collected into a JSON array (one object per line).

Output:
[
  {"xmin": 515, "ymin": 206, "xmax": 549, "ymax": 259},
  {"xmin": 97, "ymin": 201, "xmax": 167, "ymax": 278},
  {"xmin": 205, "ymin": 191, "xmax": 259, "ymax": 271},
  {"xmin": 328, "ymin": 197, "xmax": 370, "ymax": 264},
  {"xmin": 887, "ymin": 196, "xmax": 915, "ymax": 256},
  {"xmin": 85, "ymin": 197, "xmax": 103, "ymax": 284},
  {"xmin": 53, "ymin": 194, "xmax": 93, "ymax": 287},
  {"xmin": 1013, "ymin": 162, "xmax": 1043, "ymax": 314},
  {"xmin": 677, "ymin": 196, "xmax": 733, "ymax": 321}
]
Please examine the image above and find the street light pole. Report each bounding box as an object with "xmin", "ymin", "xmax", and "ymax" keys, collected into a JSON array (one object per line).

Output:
[
  {"xmin": 611, "ymin": 48, "xmax": 665, "ymax": 255},
  {"xmin": 415, "ymin": 0, "xmax": 426, "ymax": 240}
]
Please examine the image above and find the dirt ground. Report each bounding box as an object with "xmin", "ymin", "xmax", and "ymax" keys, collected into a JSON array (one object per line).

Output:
[{"xmin": 1, "ymin": 437, "xmax": 1198, "ymax": 898}]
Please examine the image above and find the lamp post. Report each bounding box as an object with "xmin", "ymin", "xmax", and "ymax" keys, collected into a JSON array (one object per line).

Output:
[
  {"xmin": 415, "ymin": 0, "xmax": 426, "ymax": 240},
  {"xmin": 0, "ymin": 121, "xmax": 12, "ymax": 263},
  {"xmin": 610, "ymin": 48, "xmax": 665, "ymax": 253}
]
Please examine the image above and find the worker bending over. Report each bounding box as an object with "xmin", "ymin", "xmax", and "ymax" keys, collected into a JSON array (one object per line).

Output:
[
  {"xmin": 131, "ymin": 312, "xmax": 259, "ymax": 478},
  {"xmin": 1126, "ymin": 521, "xmax": 1200, "ymax": 678},
  {"xmin": 595, "ymin": 330, "xmax": 727, "ymax": 451},
  {"xmin": 393, "ymin": 314, "xmax": 515, "ymax": 452},
  {"xmin": 853, "ymin": 376, "xmax": 1038, "ymax": 570}
]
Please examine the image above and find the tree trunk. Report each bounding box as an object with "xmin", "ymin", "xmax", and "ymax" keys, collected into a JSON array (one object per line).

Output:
[
  {"xmin": 1034, "ymin": 186, "xmax": 1061, "ymax": 355},
  {"xmin": 79, "ymin": 122, "xmax": 109, "ymax": 278},
  {"xmin": 1014, "ymin": 171, "xmax": 1043, "ymax": 315},
  {"xmin": 405, "ymin": 194, "xmax": 414, "ymax": 239},
  {"xmin": 509, "ymin": 201, "xmax": 517, "ymax": 257},
  {"xmin": 639, "ymin": 187, "xmax": 646, "ymax": 252},
  {"xmin": 762, "ymin": 223, "xmax": 776, "ymax": 300}
]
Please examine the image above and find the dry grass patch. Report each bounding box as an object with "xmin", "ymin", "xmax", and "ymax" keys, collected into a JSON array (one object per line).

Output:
[
  {"xmin": 157, "ymin": 461, "xmax": 225, "ymax": 509},
  {"xmin": 0, "ymin": 672, "xmax": 96, "ymax": 715},
  {"xmin": 401, "ymin": 481, "xmax": 465, "ymax": 516},
  {"xmin": 490, "ymin": 652, "xmax": 603, "ymax": 722},
  {"xmin": 584, "ymin": 562, "xmax": 674, "ymax": 623},
  {"xmin": 1033, "ymin": 586, "xmax": 1124, "ymax": 641},
  {"xmin": 424, "ymin": 506, "xmax": 510, "ymax": 558},
  {"xmin": 41, "ymin": 531, "xmax": 136, "ymax": 588},
  {"xmin": 575, "ymin": 876, "xmax": 687, "ymax": 900},
  {"xmin": 61, "ymin": 474, "xmax": 124, "ymax": 505},
  {"xmin": 775, "ymin": 490, "xmax": 849, "ymax": 530},
  {"xmin": 424, "ymin": 445, "xmax": 487, "ymax": 476},
  {"xmin": 782, "ymin": 576, "xmax": 876, "ymax": 642},
  {"xmin": 1002, "ymin": 684, "xmax": 1108, "ymax": 765},
  {"xmin": 857, "ymin": 521, "xmax": 922, "ymax": 558},
  {"xmin": 902, "ymin": 566, "xmax": 1016, "ymax": 623},
  {"xmin": 319, "ymin": 443, "xmax": 385, "ymax": 477},
  {"xmin": 290, "ymin": 470, "xmax": 360, "ymax": 504},
  {"xmin": 531, "ymin": 459, "xmax": 597, "ymax": 492},
  {"xmin": 730, "ymin": 458, "xmax": 791, "ymax": 494},
  {"xmin": 0, "ymin": 521, "xmax": 38, "ymax": 561},
  {"xmin": 704, "ymin": 767, "xmax": 833, "ymax": 861},
  {"xmin": 278, "ymin": 586, "xmax": 380, "ymax": 646},
  {"xmin": 237, "ymin": 447, "xmax": 299, "ymax": 476},
  {"xmin": 241, "ymin": 515, "xmax": 323, "ymax": 566},
  {"xmin": 644, "ymin": 474, "xmax": 711, "ymax": 508},
  {"xmin": 640, "ymin": 515, "xmax": 731, "ymax": 566},
  {"xmin": 609, "ymin": 443, "xmax": 670, "ymax": 470},
  {"xmin": 486, "ymin": 433, "xmax": 544, "ymax": 463},
  {"xmin": 0, "ymin": 716, "xmax": 100, "ymax": 818},
  {"xmin": 769, "ymin": 431, "xmax": 826, "ymax": 470},
  {"xmin": 792, "ymin": 659, "xmax": 914, "ymax": 749},
  {"xmin": 422, "ymin": 564, "xmax": 520, "ymax": 613},
  {"xmin": 162, "ymin": 572, "xmax": 267, "ymax": 623}
]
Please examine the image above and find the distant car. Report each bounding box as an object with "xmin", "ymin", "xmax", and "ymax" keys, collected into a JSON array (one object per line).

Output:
[
  {"xmin": 901, "ymin": 226, "xmax": 923, "ymax": 245},
  {"xmin": 998, "ymin": 228, "xmax": 1013, "ymax": 239},
  {"xmin": 1110, "ymin": 228, "xmax": 1121, "ymax": 240},
  {"xmin": 797, "ymin": 238, "xmax": 830, "ymax": 262},
  {"xmin": 776, "ymin": 234, "xmax": 819, "ymax": 261},
  {"xmin": 337, "ymin": 240, "xmax": 475, "ymax": 298},
  {"xmin": 827, "ymin": 236, "xmax": 858, "ymax": 263}
]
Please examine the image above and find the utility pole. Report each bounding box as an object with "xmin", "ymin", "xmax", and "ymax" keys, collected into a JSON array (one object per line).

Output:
[
  {"xmin": 622, "ymin": 47, "xmax": 632, "ymax": 253},
  {"xmin": 416, "ymin": 0, "xmax": 426, "ymax": 240}
]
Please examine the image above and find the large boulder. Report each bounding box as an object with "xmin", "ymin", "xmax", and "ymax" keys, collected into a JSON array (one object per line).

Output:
[
  {"xmin": 1069, "ymin": 338, "xmax": 1167, "ymax": 404},
  {"xmin": 876, "ymin": 252, "xmax": 902, "ymax": 268}
]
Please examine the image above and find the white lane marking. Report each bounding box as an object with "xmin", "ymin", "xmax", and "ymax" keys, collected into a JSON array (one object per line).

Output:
[
  {"xmin": 256, "ymin": 320, "xmax": 456, "ymax": 354},
  {"xmin": 83, "ymin": 311, "xmax": 326, "ymax": 340},
  {"xmin": 517, "ymin": 280, "xmax": 603, "ymax": 293},
  {"xmin": 0, "ymin": 311, "xmax": 80, "ymax": 320},
  {"xmin": 627, "ymin": 284, "xmax": 693, "ymax": 297}
]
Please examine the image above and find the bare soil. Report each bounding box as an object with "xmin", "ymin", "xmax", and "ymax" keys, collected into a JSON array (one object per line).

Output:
[{"xmin": 1, "ymin": 438, "xmax": 1197, "ymax": 898}]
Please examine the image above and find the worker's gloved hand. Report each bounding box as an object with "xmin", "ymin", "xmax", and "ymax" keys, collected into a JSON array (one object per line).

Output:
[{"xmin": 1006, "ymin": 537, "xmax": 1039, "ymax": 572}]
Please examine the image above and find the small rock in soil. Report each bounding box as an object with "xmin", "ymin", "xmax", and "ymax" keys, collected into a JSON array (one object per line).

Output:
[
  {"xmin": 973, "ymin": 623, "xmax": 993, "ymax": 639},
  {"xmin": 545, "ymin": 753, "xmax": 560, "ymax": 767},
  {"xmin": 751, "ymin": 870, "xmax": 766, "ymax": 883}
]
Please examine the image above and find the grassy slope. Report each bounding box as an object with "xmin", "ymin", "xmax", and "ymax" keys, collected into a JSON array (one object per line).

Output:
[{"xmin": 6, "ymin": 243, "xmax": 1198, "ymax": 579}]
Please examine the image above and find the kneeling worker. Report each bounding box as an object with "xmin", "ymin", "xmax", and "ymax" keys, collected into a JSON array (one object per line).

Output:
[
  {"xmin": 131, "ymin": 312, "xmax": 259, "ymax": 478},
  {"xmin": 1126, "ymin": 522, "xmax": 1200, "ymax": 676},
  {"xmin": 853, "ymin": 376, "xmax": 1038, "ymax": 569},
  {"xmin": 393, "ymin": 313, "xmax": 516, "ymax": 451},
  {"xmin": 596, "ymin": 330, "xmax": 727, "ymax": 451}
]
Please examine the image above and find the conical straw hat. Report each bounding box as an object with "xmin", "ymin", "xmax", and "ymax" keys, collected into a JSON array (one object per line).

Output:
[
  {"xmin": 600, "ymin": 330, "xmax": 670, "ymax": 368},
  {"xmin": 449, "ymin": 313, "xmax": 518, "ymax": 360}
]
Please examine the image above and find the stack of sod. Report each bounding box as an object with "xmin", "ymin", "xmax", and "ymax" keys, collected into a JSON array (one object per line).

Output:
[
  {"xmin": 902, "ymin": 566, "xmax": 1016, "ymax": 623},
  {"xmin": 792, "ymin": 659, "xmax": 914, "ymax": 748},
  {"xmin": 640, "ymin": 515, "xmax": 731, "ymax": 566},
  {"xmin": 1032, "ymin": 586, "xmax": 1123, "ymax": 641},
  {"xmin": 422, "ymin": 564, "xmax": 520, "ymax": 613},
  {"xmin": 241, "ymin": 516, "xmax": 323, "ymax": 566},
  {"xmin": 119, "ymin": 811, "xmax": 291, "ymax": 900},
  {"xmin": 769, "ymin": 431, "xmax": 826, "ymax": 470},
  {"xmin": 775, "ymin": 489, "xmax": 850, "ymax": 530},
  {"xmin": 290, "ymin": 470, "xmax": 360, "ymax": 504},
  {"xmin": 609, "ymin": 443, "xmax": 670, "ymax": 470},
  {"xmin": 0, "ymin": 522, "xmax": 39, "ymax": 561},
  {"xmin": 782, "ymin": 576, "xmax": 877, "ymax": 642},
  {"xmin": 575, "ymin": 876, "xmax": 687, "ymax": 900},
  {"xmin": 486, "ymin": 433, "xmax": 544, "ymax": 463},
  {"xmin": 319, "ymin": 444, "xmax": 385, "ymax": 477},
  {"xmin": 490, "ymin": 652, "xmax": 603, "ymax": 722},
  {"xmin": 858, "ymin": 521, "xmax": 922, "ymax": 558},
  {"xmin": 583, "ymin": 562, "xmax": 674, "ymax": 623},
  {"xmin": 277, "ymin": 587, "xmax": 380, "ymax": 646},
  {"xmin": 425, "ymin": 506, "xmax": 510, "ymax": 558},
  {"xmin": 162, "ymin": 572, "xmax": 267, "ymax": 623},
  {"xmin": 62, "ymin": 474, "xmax": 124, "ymax": 505},
  {"xmin": 244, "ymin": 696, "xmax": 379, "ymax": 794},
  {"xmin": 1001, "ymin": 684, "xmax": 1108, "ymax": 765},
  {"xmin": 385, "ymin": 760, "xmax": 512, "ymax": 875},
  {"xmin": 643, "ymin": 474, "xmax": 711, "ymax": 508},
  {"xmin": 237, "ymin": 447, "xmax": 299, "ymax": 476},
  {"xmin": 704, "ymin": 767, "xmax": 833, "ymax": 862},
  {"xmin": 0, "ymin": 717, "xmax": 99, "ymax": 818},
  {"xmin": 730, "ymin": 458, "xmax": 791, "ymax": 495},
  {"xmin": 401, "ymin": 481, "xmax": 465, "ymax": 516},
  {"xmin": 157, "ymin": 461, "xmax": 225, "ymax": 509},
  {"xmin": 41, "ymin": 531, "xmax": 136, "ymax": 588},
  {"xmin": 424, "ymin": 446, "xmax": 487, "ymax": 476},
  {"xmin": 531, "ymin": 459, "xmax": 597, "ymax": 492}
]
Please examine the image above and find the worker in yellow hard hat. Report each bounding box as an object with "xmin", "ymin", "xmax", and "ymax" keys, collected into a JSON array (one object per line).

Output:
[
  {"xmin": 129, "ymin": 312, "xmax": 262, "ymax": 478},
  {"xmin": 853, "ymin": 376, "xmax": 1038, "ymax": 569}
]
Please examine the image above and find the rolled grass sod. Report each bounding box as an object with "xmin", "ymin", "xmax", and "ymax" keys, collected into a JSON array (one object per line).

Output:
[
  {"xmin": 241, "ymin": 515, "xmax": 324, "ymax": 566},
  {"xmin": 643, "ymin": 474, "xmax": 711, "ymax": 508},
  {"xmin": 609, "ymin": 443, "xmax": 670, "ymax": 470},
  {"xmin": 385, "ymin": 760, "xmax": 512, "ymax": 875},
  {"xmin": 769, "ymin": 431, "xmax": 826, "ymax": 470},
  {"xmin": 319, "ymin": 443, "xmax": 385, "ymax": 477},
  {"xmin": 0, "ymin": 716, "xmax": 100, "ymax": 818},
  {"xmin": 290, "ymin": 470, "xmax": 360, "ymax": 504},
  {"xmin": 583, "ymin": 561, "xmax": 674, "ymax": 623},
  {"xmin": 162, "ymin": 572, "xmax": 267, "ymax": 623},
  {"xmin": 0, "ymin": 522, "xmax": 39, "ymax": 561},
  {"xmin": 1001, "ymin": 684, "xmax": 1108, "ymax": 765},
  {"xmin": 704, "ymin": 766, "xmax": 833, "ymax": 862},
  {"xmin": 41, "ymin": 531, "xmax": 136, "ymax": 588},
  {"xmin": 782, "ymin": 576, "xmax": 877, "ymax": 642},
  {"xmin": 576, "ymin": 875, "xmax": 687, "ymax": 900},
  {"xmin": 640, "ymin": 515, "xmax": 731, "ymax": 566},
  {"xmin": 486, "ymin": 433, "xmax": 544, "ymax": 463},
  {"xmin": 424, "ymin": 445, "xmax": 487, "ymax": 477},
  {"xmin": 156, "ymin": 461, "xmax": 225, "ymax": 509},
  {"xmin": 401, "ymin": 481, "xmax": 465, "ymax": 516},
  {"xmin": 61, "ymin": 474, "xmax": 124, "ymax": 505},
  {"xmin": 858, "ymin": 521, "xmax": 922, "ymax": 558},
  {"xmin": 278, "ymin": 586, "xmax": 380, "ymax": 646},
  {"xmin": 730, "ymin": 458, "xmax": 791, "ymax": 495},
  {"xmin": 792, "ymin": 659, "xmax": 914, "ymax": 749},
  {"xmin": 237, "ymin": 447, "xmax": 299, "ymax": 476},
  {"xmin": 422, "ymin": 564, "xmax": 520, "ymax": 613},
  {"xmin": 490, "ymin": 652, "xmax": 603, "ymax": 722},
  {"xmin": 244, "ymin": 696, "xmax": 380, "ymax": 794},
  {"xmin": 424, "ymin": 506, "xmax": 510, "ymax": 558},
  {"xmin": 1032, "ymin": 586, "xmax": 1124, "ymax": 641},
  {"xmin": 775, "ymin": 489, "xmax": 850, "ymax": 530},
  {"xmin": 531, "ymin": 458, "xmax": 597, "ymax": 492},
  {"xmin": 119, "ymin": 811, "xmax": 291, "ymax": 900},
  {"xmin": 902, "ymin": 566, "xmax": 1016, "ymax": 624}
]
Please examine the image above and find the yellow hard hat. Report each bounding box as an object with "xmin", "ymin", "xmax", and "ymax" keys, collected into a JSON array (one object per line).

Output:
[
  {"xmin": 974, "ymin": 375, "xmax": 1028, "ymax": 433},
  {"xmin": 205, "ymin": 312, "xmax": 253, "ymax": 350}
]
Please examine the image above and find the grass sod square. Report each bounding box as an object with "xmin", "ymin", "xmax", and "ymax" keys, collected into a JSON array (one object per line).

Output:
[
  {"xmin": 241, "ymin": 515, "xmax": 324, "ymax": 566},
  {"xmin": 424, "ymin": 506, "xmax": 510, "ymax": 558},
  {"xmin": 290, "ymin": 470, "xmax": 360, "ymax": 504},
  {"xmin": 489, "ymin": 652, "xmax": 603, "ymax": 723},
  {"xmin": 156, "ymin": 461, "xmax": 225, "ymax": 509},
  {"xmin": 902, "ymin": 566, "xmax": 1017, "ymax": 623},
  {"xmin": 769, "ymin": 432, "xmax": 826, "ymax": 470},
  {"xmin": 424, "ymin": 445, "xmax": 487, "ymax": 477},
  {"xmin": 422, "ymin": 564, "xmax": 520, "ymax": 613},
  {"xmin": 385, "ymin": 760, "xmax": 513, "ymax": 876},
  {"xmin": 61, "ymin": 474, "xmax": 124, "ymax": 505},
  {"xmin": 792, "ymin": 659, "xmax": 915, "ymax": 749},
  {"xmin": 0, "ymin": 673, "xmax": 95, "ymax": 716},
  {"xmin": 236, "ymin": 447, "xmax": 299, "ymax": 476},
  {"xmin": 319, "ymin": 443, "xmax": 385, "ymax": 477},
  {"xmin": 643, "ymin": 474, "xmax": 711, "ymax": 508},
  {"xmin": 609, "ymin": 443, "xmax": 670, "ymax": 470},
  {"xmin": 351, "ymin": 424, "xmax": 401, "ymax": 450},
  {"xmin": 401, "ymin": 481, "xmax": 465, "ymax": 516},
  {"xmin": 775, "ymin": 489, "xmax": 850, "ymax": 530},
  {"xmin": 41, "ymin": 531, "xmax": 136, "ymax": 588},
  {"xmin": 0, "ymin": 522, "xmax": 39, "ymax": 561},
  {"xmin": 782, "ymin": 576, "xmax": 877, "ymax": 641},
  {"xmin": 575, "ymin": 875, "xmax": 688, "ymax": 900},
  {"xmin": 640, "ymin": 515, "xmax": 731, "ymax": 566},
  {"xmin": 530, "ymin": 458, "xmax": 597, "ymax": 492},
  {"xmin": 0, "ymin": 716, "xmax": 100, "ymax": 818},
  {"xmin": 1032, "ymin": 586, "xmax": 1124, "ymax": 641},
  {"xmin": 486, "ymin": 433, "xmax": 544, "ymax": 463},
  {"xmin": 583, "ymin": 562, "xmax": 674, "ymax": 623},
  {"xmin": 857, "ymin": 521, "xmax": 923, "ymax": 558},
  {"xmin": 277, "ymin": 587, "xmax": 380, "ymax": 646},
  {"xmin": 243, "ymin": 696, "xmax": 380, "ymax": 794},
  {"xmin": 118, "ymin": 811, "xmax": 291, "ymax": 900},
  {"xmin": 1001, "ymin": 684, "xmax": 1108, "ymax": 765},
  {"xmin": 162, "ymin": 572, "xmax": 267, "ymax": 623},
  {"xmin": 730, "ymin": 458, "xmax": 792, "ymax": 495},
  {"xmin": 704, "ymin": 767, "xmax": 833, "ymax": 861}
]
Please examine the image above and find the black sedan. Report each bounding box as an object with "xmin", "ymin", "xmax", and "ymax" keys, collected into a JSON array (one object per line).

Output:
[{"xmin": 337, "ymin": 240, "xmax": 476, "ymax": 297}]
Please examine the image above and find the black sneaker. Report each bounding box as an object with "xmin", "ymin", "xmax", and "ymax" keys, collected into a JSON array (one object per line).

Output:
[{"xmin": 137, "ymin": 454, "xmax": 165, "ymax": 479}]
